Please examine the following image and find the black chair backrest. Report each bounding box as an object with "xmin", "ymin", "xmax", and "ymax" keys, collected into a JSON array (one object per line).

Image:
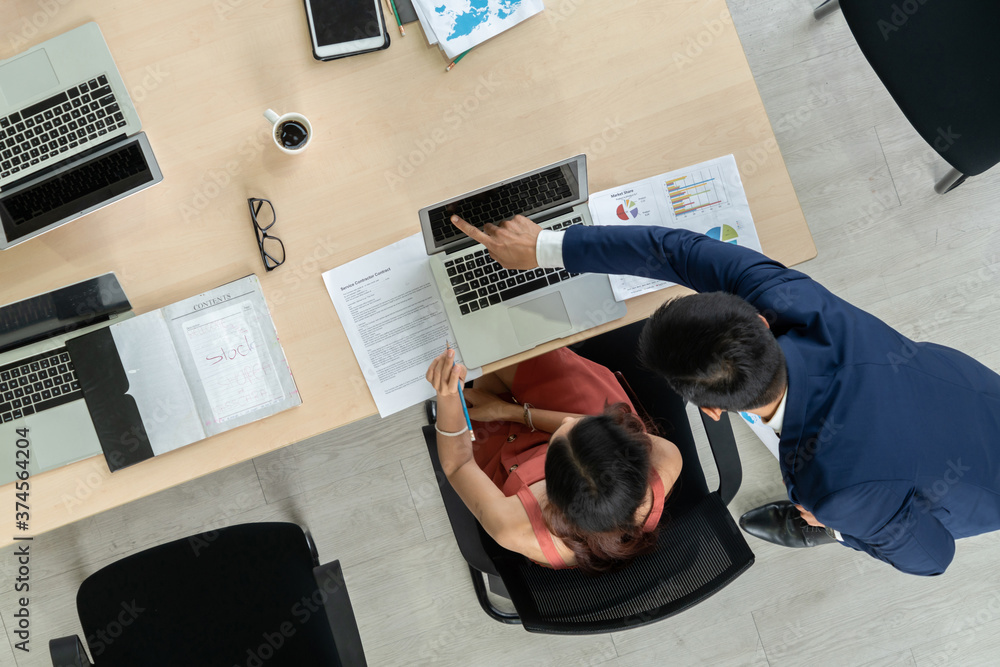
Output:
[
  {"xmin": 427, "ymin": 320, "xmax": 753, "ymax": 634},
  {"xmin": 75, "ymin": 522, "xmax": 343, "ymax": 666},
  {"xmin": 839, "ymin": 0, "xmax": 1000, "ymax": 176}
]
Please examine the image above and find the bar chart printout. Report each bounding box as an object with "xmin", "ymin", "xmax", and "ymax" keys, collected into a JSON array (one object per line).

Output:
[{"xmin": 666, "ymin": 166, "xmax": 731, "ymax": 219}]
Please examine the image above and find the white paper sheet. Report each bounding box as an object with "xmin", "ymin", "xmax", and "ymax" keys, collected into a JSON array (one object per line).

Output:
[
  {"xmin": 323, "ymin": 233, "xmax": 481, "ymax": 418},
  {"xmin": 411, "ymin": 0, "xmax": 439, "ymax": 44},
  {"xmin": 182, "ymin": 301, "xmax": 284, "ymax": 424},
  {"xmin": 411, "ymin": 0, "xmax": 544, "ymax": 58},
  {"xmin": 587, "ymin": 154, "xmax": 764, "ymax": 302}
]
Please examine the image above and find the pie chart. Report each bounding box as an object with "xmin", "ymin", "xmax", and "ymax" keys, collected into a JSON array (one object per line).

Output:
[
  {"xmin": 707, "ymin": 224, "xmax": 739, "ymax": 244},
  {"xmin": 616, "ymin": 199, "xmax": 639, "ymax": 221}
]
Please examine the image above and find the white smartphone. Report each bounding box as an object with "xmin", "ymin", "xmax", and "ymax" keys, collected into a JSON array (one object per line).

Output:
[{"xmin": 304, "ymin": 0, "xmax": 388, "ymax": 60}]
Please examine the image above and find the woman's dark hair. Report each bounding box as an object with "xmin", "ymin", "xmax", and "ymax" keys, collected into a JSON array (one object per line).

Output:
[
  {"xmin": 543, "ymin": 404, "xmax": 660, "ymax": 574},
  {"xmin": 638, "ymin": 292, "xmax": 786, "ymax": 412}
]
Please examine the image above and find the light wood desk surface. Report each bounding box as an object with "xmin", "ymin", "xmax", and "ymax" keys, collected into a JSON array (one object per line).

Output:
[{"xmin": 0, "ymin": 0, "xmax": 814, "ymax": 547}]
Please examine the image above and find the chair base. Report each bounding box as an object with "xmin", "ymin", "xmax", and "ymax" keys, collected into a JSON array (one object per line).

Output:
[
  {"xmin": 934, "ymin": 168, "xmax": 967, "ymax": 194},
  {"xmin": 813, "ymin": 0, "xmax": 840, "ymax": 20}
]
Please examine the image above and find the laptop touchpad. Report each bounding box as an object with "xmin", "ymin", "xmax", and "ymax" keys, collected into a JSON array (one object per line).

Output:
[
  {"xmin": 508, "ymin": 292, "xmax": 573, "ymax": 346},
  {"xmin": 0, "ymin": 50, "xmax": 59, "ymax": 107}
]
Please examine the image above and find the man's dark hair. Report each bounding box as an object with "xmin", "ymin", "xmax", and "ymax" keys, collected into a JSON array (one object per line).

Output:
[{"xmin": 638, "ymin": 292, "xmax": 787, "ymax": 411}]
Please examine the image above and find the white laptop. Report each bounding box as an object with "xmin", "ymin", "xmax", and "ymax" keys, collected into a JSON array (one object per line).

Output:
[
  {"xmin": 0, "ymin": 274, "xmax": 134, "ymax": 485},
  {"xmin": 0, "ymin": 22, "xmax": 161, "ymax": 249},
  {"xmin": 419, "ymin": 155, "xmax": 626, "ymax": 368}
]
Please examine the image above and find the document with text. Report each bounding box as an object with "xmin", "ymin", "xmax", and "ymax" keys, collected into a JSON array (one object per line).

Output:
[
  {"xmin": 587, "ymin": 154, "xmax": 764, "ymax": 301},
  {"xmin": 323, "ymin": 233, "xmax": 481, "ymax": 417}
]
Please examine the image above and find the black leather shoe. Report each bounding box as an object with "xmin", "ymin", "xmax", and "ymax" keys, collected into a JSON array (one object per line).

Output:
[{"xmin": 739, "ymin": 500, "xmax": 837, "ymax": 548}]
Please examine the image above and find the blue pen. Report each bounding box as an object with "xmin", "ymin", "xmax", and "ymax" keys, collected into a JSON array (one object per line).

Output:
[{"xmin": 448, "ymin": 342, "xmax": 475, "ymax": 441}]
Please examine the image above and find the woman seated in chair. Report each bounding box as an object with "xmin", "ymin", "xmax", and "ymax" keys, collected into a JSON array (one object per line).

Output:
[{"xmin": 426, "ymin": 346, "xmax": 682, "ymax": 573}]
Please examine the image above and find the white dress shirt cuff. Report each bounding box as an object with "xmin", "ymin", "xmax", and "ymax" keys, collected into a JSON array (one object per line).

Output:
[
  {"xmin": 535, "ymin": 230, "xmax": 566, "ymax": 269},
  {"xmin": 833, "ymin": 529, "xmax": 844, "ymax": 542}
]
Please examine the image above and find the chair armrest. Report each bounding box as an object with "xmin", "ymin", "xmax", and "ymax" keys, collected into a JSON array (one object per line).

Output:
[
  {"xmin": 422, "ymin": 424, "xmax": 501, "ymax": 576},
  {"xmin": 313, "ymin": 559, "xmax": 367, "ymax": 667},
  {"xmin": 49, "ymin": 636, "xmax": 93, "ymax": 667},
  {"xmin": 699, "ymin": 411, "xmax": 742, "ymax": 506}
]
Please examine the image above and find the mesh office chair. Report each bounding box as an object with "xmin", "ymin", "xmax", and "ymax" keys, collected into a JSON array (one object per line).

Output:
[
  {"xmin": 814, "ymin": 0, "xmax": 1000, "ymax": 193},
  {"xmin": 49, "ymin": 522, "xmax": 366, "ymax": 667},
  {"xmin": 422, "ymin": 321, "xmax": 754, "ymax": 634}
]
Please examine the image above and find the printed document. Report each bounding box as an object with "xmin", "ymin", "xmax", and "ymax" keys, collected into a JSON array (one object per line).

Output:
[
  {"xmin": 323, "ymin": 233, "xmax": 481, "ymax": 417},
  {"xmin": 411, "ymin": 0, "xmax": 545, "ymax": 58},
  {"xmin": 587, "ymin": 154, "xmax": 764, "ymax": 301}
]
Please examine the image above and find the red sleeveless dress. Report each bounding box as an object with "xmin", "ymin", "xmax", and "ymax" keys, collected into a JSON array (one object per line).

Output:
[{"xmin": 470, "ymin": 347, "xmax": 666, "ymax": 569}]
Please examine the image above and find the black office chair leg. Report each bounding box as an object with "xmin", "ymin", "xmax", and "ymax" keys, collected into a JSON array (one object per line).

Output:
[
  {"xmin": 49, "ymin": 636, "xmax": 93, "ymax": 667},
  {"xmin": 470, "ymin": 565, "xmax": 521, "ymax": 624},
  {"xmin": 934, "ymin": 168, "xmax": 967, "ymax": 194},
  {"xmin": 813, "ymin": 0, "xmax": 840, "ymax": 20}
]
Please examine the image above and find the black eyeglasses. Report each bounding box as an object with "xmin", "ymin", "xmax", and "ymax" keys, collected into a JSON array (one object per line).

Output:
[{"xmin": 248, "ymin": 198, "xmax": 286, "ymax": 271}]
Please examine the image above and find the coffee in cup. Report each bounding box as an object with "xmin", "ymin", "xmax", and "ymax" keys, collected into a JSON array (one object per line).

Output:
[{"xmin": 264, "ymin": 109, "xmax": 313, "ymax": 154}]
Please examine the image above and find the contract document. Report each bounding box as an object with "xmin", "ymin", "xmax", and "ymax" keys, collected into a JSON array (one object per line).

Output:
[
  {"xmin": 587, "ymin": 154, "xmax": 764, "ymax": 302},
  {"xmin": 323, "ymin": 233, "xmax": 481, "ymax": 417}
]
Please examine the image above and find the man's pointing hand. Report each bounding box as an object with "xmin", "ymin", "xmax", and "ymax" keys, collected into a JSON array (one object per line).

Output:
[{"xmin": 450, "ymin": 214, "xmax": 541, "ymax": 270}]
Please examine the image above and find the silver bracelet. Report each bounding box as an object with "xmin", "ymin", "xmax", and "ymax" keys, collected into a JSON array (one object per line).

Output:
[
  {"xmin": 523, "ymin": 403, "xmax": 536, "ymax": 432},
  {"xmin": 435, "ymin": 424, "xmax": 469, "ymax": 437}
]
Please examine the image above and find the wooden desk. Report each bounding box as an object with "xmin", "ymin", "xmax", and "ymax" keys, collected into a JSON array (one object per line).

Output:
[{"xmin": 0, "ymin": 0, "xmax": 814, "ymax": 547}]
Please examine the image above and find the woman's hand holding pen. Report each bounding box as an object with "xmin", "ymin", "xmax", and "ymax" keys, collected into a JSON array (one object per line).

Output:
[{"xmin": 426, "ymin": 349, "xmax": 467, "ymax": 397}]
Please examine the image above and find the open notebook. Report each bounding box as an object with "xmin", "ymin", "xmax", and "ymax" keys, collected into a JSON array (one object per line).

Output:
[{"xmin": 65, "ymin": 275, "xmax": 300, "ymax": 471}]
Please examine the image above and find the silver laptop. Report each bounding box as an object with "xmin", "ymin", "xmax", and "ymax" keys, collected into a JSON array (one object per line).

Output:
[
  {"xmin": 0, "ymin": 22, "xmax": 162, "ymax": 250},
  {"xmin": 420, "ymin": 155, "xmax": 626, "ymax": 368},
  {"xmin": 0, "ymin": 274, "xmax": 133, "ymax": 486}
]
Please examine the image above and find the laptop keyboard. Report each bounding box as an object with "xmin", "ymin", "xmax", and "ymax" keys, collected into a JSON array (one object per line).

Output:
[
  {"xmin": 429, "ymin": 167, "xmax": 574, "ymax": 246},
  {"xmin": 445, "ymin": 217, "xmax": 584, "ymax": 316},
  {"xmin": 1, "ymin": 141, "xmax": 150, "ymax": 226},
  {"xmin": 0, "ymin": 74, "xmax": 127, "ymax": 180},
  {"xmin": 0, "ymin": 348, "xmax": 82, "ymax": 422}
]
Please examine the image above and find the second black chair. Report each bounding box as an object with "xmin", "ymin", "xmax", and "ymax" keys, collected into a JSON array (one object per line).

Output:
[{"xmin": 815, "ymin": 0, "xmax": 1000, "ymax": 193}]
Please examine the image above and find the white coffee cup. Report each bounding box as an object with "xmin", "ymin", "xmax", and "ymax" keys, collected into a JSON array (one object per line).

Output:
[{"xmin": 263, "ymin": 109, "xmax": 313, "ymax": 154}]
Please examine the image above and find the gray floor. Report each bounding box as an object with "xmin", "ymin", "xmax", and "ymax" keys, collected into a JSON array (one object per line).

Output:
[{"xmin": 5, "ymin": 1, "xmax": 1000, "ymax": 665}]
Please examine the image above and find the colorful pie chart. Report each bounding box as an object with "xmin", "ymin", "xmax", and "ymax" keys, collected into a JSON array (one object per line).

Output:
[
  {"xmin": 707, "ymin": 224, "xmax": 739, "ymax": 244},
  {"xmin": 616, "ymin": 199, "xmax": 639, "ymax": 221}
]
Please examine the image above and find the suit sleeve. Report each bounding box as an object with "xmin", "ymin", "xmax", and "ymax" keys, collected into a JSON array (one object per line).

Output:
[
  {"xmin": 562, "ymin": 224, "xmax": 806, "ymax": 304},
  {"xmin": 814, "ymin": 483, "xmax": 955, "ymax": 576}
]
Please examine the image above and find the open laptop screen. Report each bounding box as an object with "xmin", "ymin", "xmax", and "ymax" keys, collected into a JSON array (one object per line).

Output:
[
  {"xmin": 0, "ymin": 273, "xmax": 130, "ymax": 355},
  {"xmin": 0, "ymin": 136, "xmax": 156, "ymax": 244},
  {"xmin": 422, "ymin": 157, "xmax": 585, "ymax": 254}
]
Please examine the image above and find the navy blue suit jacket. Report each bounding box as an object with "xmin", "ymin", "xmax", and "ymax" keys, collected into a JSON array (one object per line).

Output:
[{"xmin": 563, "ymin": 224, "xmax": 1000, "ymax": 575}]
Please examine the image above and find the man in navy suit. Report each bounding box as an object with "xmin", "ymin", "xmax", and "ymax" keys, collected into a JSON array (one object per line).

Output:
[{"xmin": 451, "ymin": 214, "xmax": 1000, "ymax": 576}]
